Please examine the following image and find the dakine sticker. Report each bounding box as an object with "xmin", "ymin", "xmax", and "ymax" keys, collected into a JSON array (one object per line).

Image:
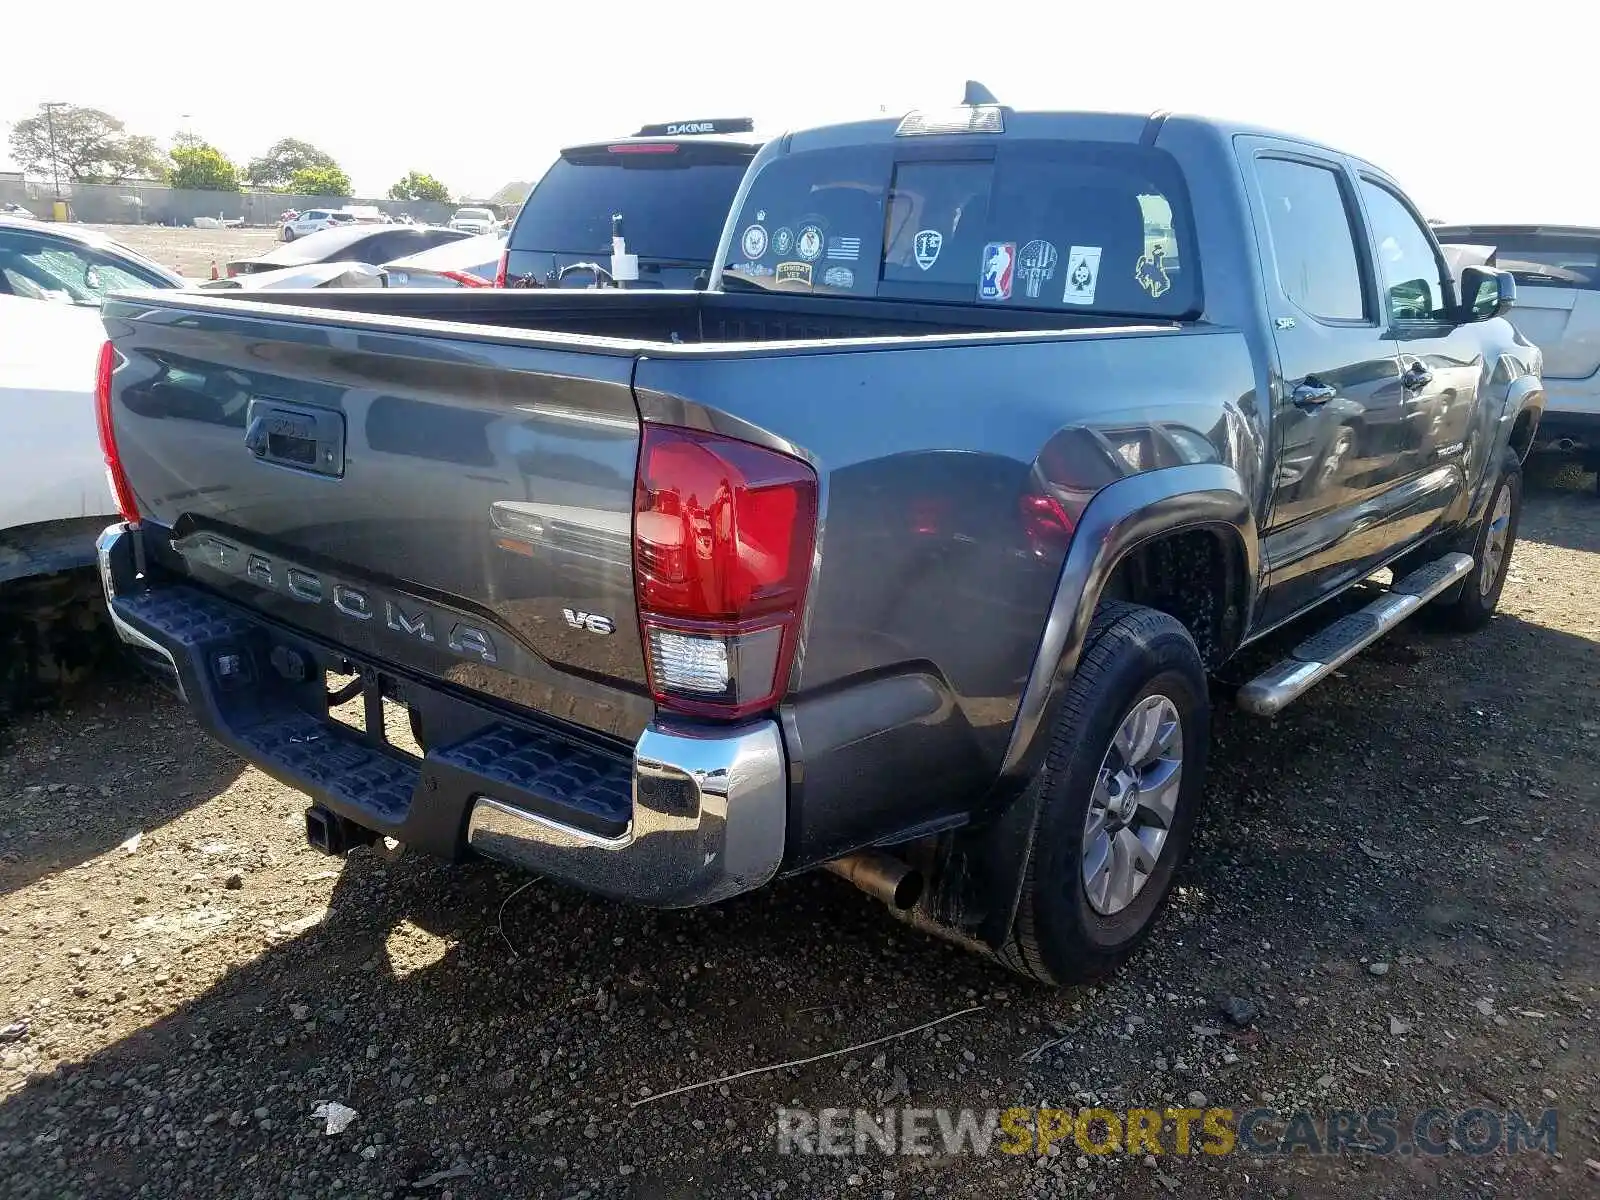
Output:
[
  {"xmin": 740, "ymin": 223, "xmax": 768, "ymax": 259},
  {"xmin": 979, "ymin": 242, "xmax": 1015, "ymax": 301},
  {"xmin": 827, "ymin": 236, "xmax": 861, "ymax": 261},
  {"xmin": 1063, "ymin": 246, "xmax": 1102, "ymax": 305},
  {"xmin": 1017, "ymin": 240, "xmax": 1058, "ymax": 299},
  {"xmin": 822, "ymin": 266, "xmax": 854, "ymax": 288},
  {"xmin": 772, "ymin": 227, "xmax": 795, "ymax": 257},
  {"xmin": 914, "ymin": 230, "xmax": 943, "ymax": 270},
  {"xmin": 796, "ymin": 225, "xmax": 825, "ymax": 262},
  {"xmin": 1136, "ymin": 243, "xmax": 1172, "ymax": 299},
  {"xmin": 775, "ymin": 261, "xmax": 813, "ymax": 286}
]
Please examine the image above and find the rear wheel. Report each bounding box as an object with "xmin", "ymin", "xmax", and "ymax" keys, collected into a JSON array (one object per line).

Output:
[
  {"xmin": 998, "ymin": 603, "xmax": 1210, "ymax": 986},
  {"xmin": 281, "ymin": 227, "xmax": 295, "ymax": 243},
  {"xmin": 1433, "ymin": 455, "xmax": 1521, "ymax": 631}
]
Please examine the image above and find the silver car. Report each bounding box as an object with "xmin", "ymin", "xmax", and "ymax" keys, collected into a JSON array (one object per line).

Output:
[{"xmin": 1435, "ymin": 223, "xmax": 1599, "ymax": 490}]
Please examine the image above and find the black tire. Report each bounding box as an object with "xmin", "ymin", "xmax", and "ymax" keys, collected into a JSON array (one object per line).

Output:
[
  {"xmin": 281, "ymin": 227, "xmax": 295, "ymax": 243},
  {"xmin": 1432, "ymin": 454, "xmax": 1522, "ymax": 632},
  {"xmin": 998, "ymin": 602, "xmax": 1211, "ymax": 986}
]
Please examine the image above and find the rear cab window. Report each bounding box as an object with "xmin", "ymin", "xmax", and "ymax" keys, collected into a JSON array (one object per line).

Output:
[
  {"xmin": 510, "ymin": 143, "xmax": 754, "ymax": 262},
  {"xmin": 721, "ymin": 139, "xmax": 1198, "ymax": 317}
]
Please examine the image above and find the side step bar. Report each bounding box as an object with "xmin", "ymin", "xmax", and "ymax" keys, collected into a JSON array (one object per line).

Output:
[{"xmin": 1238, "ymin": 553, "xmax": 1474, "ymax": 717}]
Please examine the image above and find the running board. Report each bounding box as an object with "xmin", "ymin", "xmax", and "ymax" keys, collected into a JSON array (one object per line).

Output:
[{"xmin": 1237, "ymin": 553, "xmax": 1474, "ymax": 717}]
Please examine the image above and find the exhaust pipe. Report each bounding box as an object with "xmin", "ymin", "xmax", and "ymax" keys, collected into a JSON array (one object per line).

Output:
[{"xmin": 825, "ymin": 851, "xmax": 924, "ymax": 910}]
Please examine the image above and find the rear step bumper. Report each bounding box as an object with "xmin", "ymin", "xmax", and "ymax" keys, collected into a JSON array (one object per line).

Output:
[{"xmin": 96, "ymin": 523, "xmax": 787, "ymax": 907}]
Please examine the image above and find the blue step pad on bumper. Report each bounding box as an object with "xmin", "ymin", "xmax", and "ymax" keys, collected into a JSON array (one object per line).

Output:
[
  {"xmin": 431, "ymin": 724, "xmax": 633, "ymax": 839},
  {"xmin": 237, "ymin": 710, "xmax": 419, "ymax": 824}
]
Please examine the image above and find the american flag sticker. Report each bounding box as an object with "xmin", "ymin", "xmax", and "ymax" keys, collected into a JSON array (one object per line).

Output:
[{"xmin": 826, "ymin": 236, "xmax": 861, "ymax": 261}]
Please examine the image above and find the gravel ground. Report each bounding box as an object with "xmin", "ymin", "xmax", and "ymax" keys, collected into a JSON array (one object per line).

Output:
[
  {"xmin": 0, "ymin": 468, "xmax": 1596, "ymax": 1199},
  {"xmin": 85, "ymin": 225, "xmax": 282, "ymax": 280}
]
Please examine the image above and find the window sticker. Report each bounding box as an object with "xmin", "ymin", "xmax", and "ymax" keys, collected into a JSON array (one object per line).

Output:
[
  {"xmin": 1017, "ymin": 240, "xmax": 1058, "ymax": 299},
  {"xmin": 826, "ymin": 236, "xmax": 861, "ymax": 261},
  {"xmin": 913, "ymin": 230, "xmax": 943, "ymax": 270},
  {"xmin": 740, "ymin": 224, "xmax": 768, "ymax": 259},
  {"xmin": 1135, "ymin": 243, "xmax": 1171, "ymax": 299},
  {"xmin": 1063, "ymin": 246, "xmax": 1102, "ymax": 305},
  {"xmin": 776, "ymin": 261, "xmax": 813, "ymax": 286},
  {"xmin": 822, "ymin": 266, "xmax": 854, "ymax": 288},
  {"xmin": 772, "ymin": 227, "xmax": 795, "ymax": 257},
  {"xmin": 979, "ymin": 242, "xmax": 1016, "ymax": 301},
  {"xmin": 796, "ymin": 225, "xmax": 825, "ymax": 262}
]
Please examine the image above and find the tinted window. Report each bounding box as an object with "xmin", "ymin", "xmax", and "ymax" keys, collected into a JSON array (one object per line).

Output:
[
  {"xmin": 1254, "ymin": 159, "xmax": 1366, "ymax": 322},
  {"xmin": 723, "ymin": 140, "xmax": 1198, "ymax": 317},
  {"xmin": 511, "ymin": 151, "xmax": 751, "ymax": 261},
  {"xmin": 1360, "ymin": 181, "xmax": 1447, "ymax": 320}
]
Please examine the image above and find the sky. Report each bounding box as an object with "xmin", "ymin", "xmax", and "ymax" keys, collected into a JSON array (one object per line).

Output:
[{"xmin": 2, "ymin": 0, "xmax": 1592, "ymax": 223}]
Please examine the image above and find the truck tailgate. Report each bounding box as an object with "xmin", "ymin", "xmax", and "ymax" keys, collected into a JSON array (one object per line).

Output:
[{"xmin": 103, "ymin": 299, "xmax": 654, "ymax": 743}]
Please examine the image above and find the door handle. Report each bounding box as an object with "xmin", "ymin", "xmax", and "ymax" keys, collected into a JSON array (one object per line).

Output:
[
  {"xmin": 1291, "ymin": 380, "xmax": 1337, "ymax": 408},
  {"xmin": 1402, "ymin": 361, "xmax": 1433, "ymax": 390}
]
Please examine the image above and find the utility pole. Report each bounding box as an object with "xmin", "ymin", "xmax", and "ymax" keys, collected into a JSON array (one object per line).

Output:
[{"xmin": 41, "ymin": 102, "xmax": 66, "ymax": 199}]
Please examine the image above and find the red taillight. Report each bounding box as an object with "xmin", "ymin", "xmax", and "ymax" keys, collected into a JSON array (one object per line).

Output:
[
  {"xmin": 633, "ymin": 425, "xmax": 818, "ymax": 720},
  {"xmin": 493, "ymin": 250, "xmax": 509, "ymax": 288},
  {"xmin": 608, "ymin": 143, "xmax": 679, "ymax": 155},
  {"xmin": 95, "ymin": 340, "xmax": 140, "ymax": 523}
]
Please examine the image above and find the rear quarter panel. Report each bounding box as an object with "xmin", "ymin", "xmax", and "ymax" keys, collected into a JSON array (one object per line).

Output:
[{"xmin": 634, "ymin": 326, "xmax": 1260, "ymax": 861}]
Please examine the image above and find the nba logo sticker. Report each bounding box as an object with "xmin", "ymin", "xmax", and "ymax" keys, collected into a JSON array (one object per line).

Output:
[
  {"xmin": 979, "ymin": 242, "xmax": 1015, "ymax": 301},
  {"xmin": 1063, "ymin": 246, "xmax": 1102, "ymax": 305}
]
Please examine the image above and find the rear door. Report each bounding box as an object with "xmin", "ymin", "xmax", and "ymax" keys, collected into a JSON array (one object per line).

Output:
[{"xmin": 1239, "ymin": 142, "xmax": 1405, "ymax": 627}]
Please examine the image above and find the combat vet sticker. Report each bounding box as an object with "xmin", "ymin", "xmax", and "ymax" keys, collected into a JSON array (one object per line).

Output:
[
  {"xmin": 775, "ymin": 261, "xmax": 813, "ymax": 286},
  {"xmin": 772, "ymin": 227, "xmax": 795, "ymax": 257},
  {"xmin": 979, "ymin": 242, "xmax": 1016, "ymax": 301},
  {"xmin": 796, "ymin": 225, "xmax": 825, "ymax": 262},
  {"xmin": 740, "ymin": 223, "xmax": 768, "ymax": 259},
  {"xmin": 1062, "ymin": 246, "xmax": 1102, "ymax": 305},
  {"xmin": 822, "ymin": 265, "xmax": 854, "ymax": 288},
  {"xmin": 1135, "ymin": 242, "xmax": 1172, "ymax": 299},
  {"xmin": 826, "ymin": 236, "xmax": 861, "ymax": 261},
  {"xmin": 1017, "ymin": 240, "xmax": 1058, "ymax": 299},
  {"xmin": 913, "ymin": 229, "xmax": 943, "ymax": 270}
]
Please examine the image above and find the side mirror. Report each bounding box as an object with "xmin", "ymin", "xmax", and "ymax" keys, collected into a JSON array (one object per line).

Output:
[{"xmin": 1460, "ymin": 266, "xmax": 1516, "ymax": 322}]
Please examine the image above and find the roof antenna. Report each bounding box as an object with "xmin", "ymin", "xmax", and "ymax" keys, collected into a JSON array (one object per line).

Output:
[{"xmin": 963, "ymin": 80, "xmax": 999, "ymax": 106}]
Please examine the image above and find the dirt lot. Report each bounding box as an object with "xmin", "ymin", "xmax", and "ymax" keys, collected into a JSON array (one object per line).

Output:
[
  {"xmin": 0, "ymin": 469, "xmax": 1596, "ymax": 1199},
  {"xmin": 86, "ymin": 225, "xmax": 282, "ymax": 279}
]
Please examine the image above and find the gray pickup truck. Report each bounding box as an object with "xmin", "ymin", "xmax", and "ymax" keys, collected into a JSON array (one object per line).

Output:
[{"xmin": 93, "ymin": 92, "xmax": 1545, "ymax": 984}]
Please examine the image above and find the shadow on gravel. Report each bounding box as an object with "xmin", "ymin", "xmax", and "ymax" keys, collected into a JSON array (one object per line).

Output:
[
  {"xmin": 0, "ymin": 670, "xmax": 246, "ymax": 900},
  {"xmin": 1519, "ymin": 460, "xmax": 1599, "ymax": 553}
]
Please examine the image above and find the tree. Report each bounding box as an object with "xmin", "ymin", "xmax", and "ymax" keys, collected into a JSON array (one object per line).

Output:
[
  {"xmin": 6, "ymin": 104, "xmax": 165, "ymax": 184},
  {"xmin": 245, "ymin": 138, "xmax": 340, "ymax": 190},
  {"xmin": 168, "ymin": 143, "xmax": 241, "ymax": 192},
  {"xmin": 289, "ymin": 164, "xmax": 352, "ymax": 197},
  {"xmin": 387, "ymin": 170, "xmax": 450, "ymax": 203}
]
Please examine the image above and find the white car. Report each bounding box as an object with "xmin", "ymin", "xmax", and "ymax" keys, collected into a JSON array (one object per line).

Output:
[
  {"xmin": 0, "ymin": 217, "xmax": 181, "ymax": 597},
  {"xmin": 447, "ymin": 207, "xmax": 497, "ymax": 235},
  {"xmin": 279, "ymin": 208, "xmax": 355, "ymax": 242}
]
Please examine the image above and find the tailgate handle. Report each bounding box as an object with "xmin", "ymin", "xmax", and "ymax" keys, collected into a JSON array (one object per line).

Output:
[{"xmin": 244, "ymin": 399, "xmax": 345, "ymax": 478}]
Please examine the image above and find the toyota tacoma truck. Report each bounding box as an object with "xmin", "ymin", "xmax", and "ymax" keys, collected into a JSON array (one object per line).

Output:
[{"xmin": 92, "ymin": 90, "xmax": 1544, "ymax": 984}]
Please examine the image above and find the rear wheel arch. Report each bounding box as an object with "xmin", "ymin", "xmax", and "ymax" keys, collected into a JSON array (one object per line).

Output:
[{"xmin": 1100, "ymin": 523, "xmax": 1252, "ymax": 670}]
